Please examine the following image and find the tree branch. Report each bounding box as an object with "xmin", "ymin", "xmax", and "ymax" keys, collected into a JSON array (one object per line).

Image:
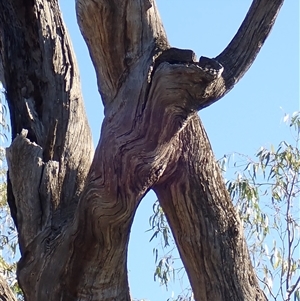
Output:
[
  {"xmin": 76, "ymin": 0, "xmax": 169, "ymax": 106},
  {"xmin": 214, "ymin": 0, "xmax": 284, "ymax": 99},
  {"xmin": 0, "ymin": 0, "xmax": 93, "ymax": 236},
  {"xmin": 153, "ymin": 114, "xmax": 267, "ymax": 301},
  {"xmin": 147, "ymin": 0, "xmax": 285, "ymax": 109}
]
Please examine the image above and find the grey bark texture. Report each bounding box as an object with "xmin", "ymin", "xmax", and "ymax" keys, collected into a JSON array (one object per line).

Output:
[{"xmin": 0, "ymin": 0, "xmax": 284, "ymax": 300}]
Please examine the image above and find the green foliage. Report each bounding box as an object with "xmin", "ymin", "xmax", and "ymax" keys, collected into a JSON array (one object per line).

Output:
[
  {"xmin": 148, "ymin": 111, "xmax": 300, "ymax": 301},
  {"xmin": 222, "ymin": 111, "xmax": 300, "ymax": 300},
  {"xmin": 148, "ymin": 201, "xmax": 175, "ymax": 288}
]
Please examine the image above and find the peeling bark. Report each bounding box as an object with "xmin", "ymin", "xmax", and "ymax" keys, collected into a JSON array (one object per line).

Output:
[{"xmin": 0, "ymin": 0, "xmax": 285, "ymax": 300}]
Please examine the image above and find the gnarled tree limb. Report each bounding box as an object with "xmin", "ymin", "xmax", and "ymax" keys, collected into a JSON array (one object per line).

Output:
[
  {"xmin": 76, "ymin": 0, "xmax": 169, "ymax": 105},
  {"xmin": 0, "ymin": 0, "xmax": 93, "ymax": 244},
  {"xmin": 153, "ymin": 115, "xmax": 267, "ymax": 301},
  {"xmin": 0, "ymin": 0, "xmax": 285, "ymax": 300},
  {"xmin": 214, "ymin": 0, "xmax": 284, "ymax": 100}
]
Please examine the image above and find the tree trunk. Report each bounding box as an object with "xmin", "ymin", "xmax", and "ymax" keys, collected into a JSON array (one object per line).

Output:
[
  {"xmin": 0, "ymin": 0, "xmax": 284, "ymax": 300},
  {"xmin": 153, "ymin": 115, "xmax": 263, "ymax": 300}
]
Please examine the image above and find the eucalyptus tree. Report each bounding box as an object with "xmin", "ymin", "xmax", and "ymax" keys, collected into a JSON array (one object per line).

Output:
[
  {"xmin": 150, "ymin": 112, "xmax": 300, "ymax": 301},
  {"xmin": 0, "ymin": 0, "xmax": 285, "ymax": 300}
]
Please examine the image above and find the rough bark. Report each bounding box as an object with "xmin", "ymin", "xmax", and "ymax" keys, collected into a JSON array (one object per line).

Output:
[
  {"xmin": 0, "ymin": 0, "xmax": 284, "ymax": 300},
  {"xmin": 153, "ymin": 115, "xmax": 263, "ymax": 300}
]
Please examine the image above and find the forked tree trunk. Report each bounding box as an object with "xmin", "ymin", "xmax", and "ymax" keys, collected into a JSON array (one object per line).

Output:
[{"xmin": 0, "ymin": 0, "xmax": 284, "ymax": 300}]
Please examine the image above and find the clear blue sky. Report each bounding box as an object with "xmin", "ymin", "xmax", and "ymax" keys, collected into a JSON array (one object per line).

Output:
[{"xmin": 59, "ymin": 1, "xmax": 299, "ymax": 300}]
